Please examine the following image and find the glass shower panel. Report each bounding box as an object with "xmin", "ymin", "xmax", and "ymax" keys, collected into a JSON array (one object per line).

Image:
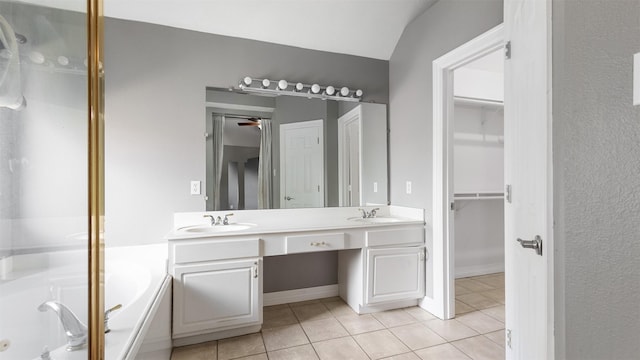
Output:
[{"xmin": 0, "ymin": 2, "xmax": 89, "ymax": 359}]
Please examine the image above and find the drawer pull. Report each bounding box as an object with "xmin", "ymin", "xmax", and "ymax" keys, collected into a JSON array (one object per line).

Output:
[{"xmin": 310, "ymin": 241, "xmax": 327, "ymax": 247}]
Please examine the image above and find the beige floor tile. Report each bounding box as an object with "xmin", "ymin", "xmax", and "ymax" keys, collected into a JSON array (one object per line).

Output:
[
  {"xmin": 456, "ymin": 278, "xmax": 496, "ymax": 292},
  {"xmin": 480, "ymin": 305, "xmax": 505, "ymax": 323},
  {"xmin": 455, "ymin": 311, "xmax": 504, "ymax": 334},
  {"xmin": 372, "ymin": 309, "xmax": 417, "ymax": 328},
  {"xmin": 389, "ymin": 323, "xmax": 447, "ymax": 350},
  {"xmin": 455, "ymin": 300, "xmax": 475, "ymax": 315},
  {"xmin": 455, "ymin": 283, "xmax": 473, "ymax": 296},
  {"xmin": 403, "ymin": 306, "xmax": 437, "ymax": 321},
  {"xmin": 312, "ymin": 337, "xmax": 369, "ymax": 360},
  {"xmin": 456, "ymin": 292, "xmax": 501, "ymax": 310},
  {"xmin": 289, "ymin": 299, "xmax": 322, "ymax": 307},
  {"xmin": 414, "ymin": 343, "xmax": 471, "ymax": 359},
  {"xmin": 381, "ymin": 352, "xmax": 421, "ymax": 359},
  {"xmin": 300, "ymin": 317, "xmax": 349, "ymax": 342},
  {"xmin": 484, "ymin": 329, "xmax": 506, "ymax": 348},
  {"xmin": 354, "ymin": 329, "xmax": 411, "ymax": 359},
  {"xmin": 336, "ymin": 313, "xmax": 385, "ymax": 335},
  {"xmin": 452, "ymin": 335, "xmax": 504, "ymax": 360},
  {"xmin": 474, "ymin": 275, "xmax": 504, "ymax": 289},
  {"xmin": 481, "ymin": 288, "xmax": 505, "ymax": 304},
  {"xmin": 171, "ymin": 341, "xmax": 217, "ymax": 360},
  {"xmin": 218, "ymin": 333, "xmax": 265, "ymax": 360},
  {"xmin": 235, "ymin": 354, "xmax": 267, "ymax": 360},
  {"xmin": 423, "ymin": 318, "xmax": 479, "ymax": 342},
  {"xmin": 263, "ymin": 306, "xmax": 299, "ymax": 329},
  {"xmin": 264, "ymin": 303, "xmax": 290, "ymax": 311},
  {"xmin": 262, "ymin": 324, "xmax": 309, "ymax": 351},
  {"xmin": 268, "ymin": 344, "xmax": 319, "ymax": 360},
  {"xmin": 324, "ymin": 300, "xmax": 357, "ymax": 317},
  {"xmin": 291, "ymin": 303, "xmax": 333, "ymax": 322}
]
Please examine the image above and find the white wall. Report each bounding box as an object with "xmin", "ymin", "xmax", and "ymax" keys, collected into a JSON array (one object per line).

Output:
[
  {"xmin": 389, "ymin": 0, "xmax": 503, "ymax": 298},
  {"xmin": 453, "ymin": 104, "xmax": 504, "ymax": 278},
  {"xmin": 552, "ymin": 0, "xmax": 640, "ymax": 358}
]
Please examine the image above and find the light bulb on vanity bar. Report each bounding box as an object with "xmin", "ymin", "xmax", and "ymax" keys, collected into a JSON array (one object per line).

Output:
[
  {"xmin": 325, "ymin": 86, "xmax": 335, "ymax": 96},
  {"xmin": 261, "ymin": 79, "xmax": 271, "ymax": 88},
  {"xmin": 295, "ymin": 82, "xmax": 304, "ymax": 92},
  {"xmin": 277, "ymin": 80, "xmax": 288, "ymax": 90},
  {"xmin": 340, "ymin": 87, "xmax": 350, "ymax": 97},
  {"xmin": 242, "ymin": 76, "xmax": 252, "ymax": 87},
  {"xmin": 311, "ymin": 84, "xmax": 321, "ymax": 94}
]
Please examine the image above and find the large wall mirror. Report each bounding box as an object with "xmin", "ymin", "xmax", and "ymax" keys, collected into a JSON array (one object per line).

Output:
[{"xmin": 205, "ymin": 88, "xmax": 388, "ymax": 210}]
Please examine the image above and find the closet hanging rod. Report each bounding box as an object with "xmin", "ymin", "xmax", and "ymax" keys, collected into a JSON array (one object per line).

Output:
[{"xmin": 454, "ymin": 192, "xmax": 504, "ymax": 200}]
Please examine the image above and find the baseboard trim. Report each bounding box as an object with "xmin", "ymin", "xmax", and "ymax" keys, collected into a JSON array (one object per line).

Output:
[
  {"xmin": 264, "ymin": 284, "xmax": 339, "ymax": 306},
  {"xmin": 455, "ymin": 263, "xmax": 504, "ymax": 279}
]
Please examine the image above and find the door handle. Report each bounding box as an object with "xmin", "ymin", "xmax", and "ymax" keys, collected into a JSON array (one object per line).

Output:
[
  {"xmin": 285, "ymin": 196, "xmax": 294, "ymax": 201},
  {"xmin": 517, "ymin": 235, "xmax": 543, "ymax": 256}
]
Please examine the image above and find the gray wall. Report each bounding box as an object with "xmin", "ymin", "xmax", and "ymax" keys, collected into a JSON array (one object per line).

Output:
[
  {"xmin": 389, "ymin": 0, "xmax": 503, "ymax": 297},
  {"xmin": 552, "ymin": 1, "xmax": 640, "ymax": 358},
  {"xmin": 104, "ymin": 18, "xmax": 388, "ymax": 247}
]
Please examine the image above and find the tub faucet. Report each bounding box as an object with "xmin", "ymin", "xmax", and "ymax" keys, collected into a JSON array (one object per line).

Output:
[{"xmin": 38, "ymin": 301, "xmax": 87, "ymax": 351}]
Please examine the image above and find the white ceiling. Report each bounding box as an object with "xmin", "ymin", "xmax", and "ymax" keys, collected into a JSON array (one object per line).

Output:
[{"xmin": 21, "ymin": 0, "xmax": 436, "ymax": 60}]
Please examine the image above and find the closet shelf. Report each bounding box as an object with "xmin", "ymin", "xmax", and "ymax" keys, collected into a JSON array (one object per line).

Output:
[
  {"xmin": 454, "ymin": 96, "xmax": 504, "ymax": 108},
  {"xmin": 454, "ymin": 192, "xmax": 504, "ymax": 200}
]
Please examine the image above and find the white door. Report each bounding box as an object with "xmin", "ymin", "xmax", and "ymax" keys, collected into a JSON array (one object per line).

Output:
[
  {"xmin": 504, "ymin": 0, "xmax": 553, "ymax": 358},
  {"xmin": 365, "ymin": 247, "xmax": 426, "ymax": 305},
  {"xmin": 173, "ymin": 259, "xmax": 261, "ymax": 337},
  {"xmin": 338, "ymin": 107, "xmax": 362, "ymax": 206},
  {"xmin": 280, "ymin": 120, "xmax": 324, "ymax": 208}
]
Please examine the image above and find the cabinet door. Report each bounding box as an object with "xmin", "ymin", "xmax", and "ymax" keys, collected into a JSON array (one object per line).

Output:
[
  {"xmin": 365, "ymin": 247, "xmax": 425, "ymax": 305},
  {"xmin": 173, "ymin": 259, "xmax": 261, "ymax": 337}
]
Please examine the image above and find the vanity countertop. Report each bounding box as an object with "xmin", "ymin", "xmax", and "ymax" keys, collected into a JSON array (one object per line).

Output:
[{"xmin": 166, "ymin": 206, "xmax": 425, "ymax": 241}]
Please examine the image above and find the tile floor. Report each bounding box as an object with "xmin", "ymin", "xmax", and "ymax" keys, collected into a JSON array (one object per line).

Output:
[{"xmin": 172, "ymin": 272, "xmax": 505, "ymax": 360}]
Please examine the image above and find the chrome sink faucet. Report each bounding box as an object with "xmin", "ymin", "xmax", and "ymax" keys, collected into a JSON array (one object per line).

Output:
[
  {"xmin": 358, "ymin": 208, "xmax": 380, "ymax": 218},
  {"xmin": 203, "ymin": 214, "xmax": 215, "ymax": 226},
  {"xmin": 223, "ymin": 213, "xmax": 233, "ymax": 225},
  {"xmin": 38, "ymin": 301, "xmax": 87, "ymax": 351}
]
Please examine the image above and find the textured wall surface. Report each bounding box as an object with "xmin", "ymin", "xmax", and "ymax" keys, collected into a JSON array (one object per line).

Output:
[
  {"xmin": 553, "ymin": 1, "xmax": 640, "ymax": 358},
  {"xmin": 389, "ymin": 0, "xmax": 503, "ymax": 297}
]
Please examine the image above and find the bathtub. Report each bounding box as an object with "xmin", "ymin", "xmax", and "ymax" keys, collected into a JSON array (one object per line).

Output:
[{"xmin": 0, "ymin": 244, "xmax": 169, "ymax": 360}]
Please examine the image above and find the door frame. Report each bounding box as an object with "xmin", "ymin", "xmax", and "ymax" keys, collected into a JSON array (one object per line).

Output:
[
  {"xmin": 337, "ymin": 106, "xmax": 363, "ymax": 206},
  {"xmin": 279, "ymin": 119, "xmax": 325, "ymax": 208},
  {"xmin": 430, "ymin": 24, "xmax": 506, "ymax": 320}
]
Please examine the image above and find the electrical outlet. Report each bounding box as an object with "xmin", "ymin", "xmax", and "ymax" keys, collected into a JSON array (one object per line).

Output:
[
  {"xmin": 406, "ymin": 181, "xmax": 412, "ymax": 194},
  {"xmin": 373, "ymin": 182, "xmax": 378, "ymax": 193},
  {"xmin": 190, "ymin": 181, "xmax": 201, "ymax": 195}
]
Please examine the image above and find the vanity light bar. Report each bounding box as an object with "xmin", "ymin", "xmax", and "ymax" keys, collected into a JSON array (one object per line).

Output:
[{"xmin": 238, "ymin": 77, "xmax": 363, "ymax": 102}]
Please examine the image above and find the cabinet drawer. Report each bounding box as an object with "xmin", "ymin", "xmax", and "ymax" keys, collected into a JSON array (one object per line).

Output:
[
  {"xmin": 285, "ymin": 233, "xmax": 345, "ymax": 254},
  {"xmin": 172, "ymin": 238, "xmax": 260, "ymax": 264},
  {"xmin": 366, "ymin": 227, "xmax": 424, "ymax": 247}
]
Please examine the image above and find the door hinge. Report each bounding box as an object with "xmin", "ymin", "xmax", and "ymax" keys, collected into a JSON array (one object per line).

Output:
[
  {"xmin": 318, "ymin": 185, "xmax": 320, "ymax": 192},
  {"xmin": 505, "ymin": 184, "xmax": 512, "ymax": 203},
  {"xmin": 505, "ymin": 41, "xmax": 511, "ymax": 59},
  {"xmin": 253, "ymin": 262, "xmax": 259, "ymax": 278},
  {"xmin": 450, "ymin": 201, "xmax": 455, "ymax": 211},
  {"xmin": 506, "ymin": 329, "xmax": 512, "ymax": 348},
  {"xmin": 317, "ymin": 137, "xmax": 320, "ymax": 144}
]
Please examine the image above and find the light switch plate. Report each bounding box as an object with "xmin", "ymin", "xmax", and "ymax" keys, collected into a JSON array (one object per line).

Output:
[
  {"xmin": 373, "ymin": 182, "xmax": 378, "ymax": 193},
  {"xmin": 190, "ymin": 181, "xmax": 201, "ymax": 195},
  {"xmin": 406, "ymin": 181, "xmax": 412, "ymax": 194},
  {"xmin": 634, "ymin": 53, "xmax": 640, "ymax": 106}
]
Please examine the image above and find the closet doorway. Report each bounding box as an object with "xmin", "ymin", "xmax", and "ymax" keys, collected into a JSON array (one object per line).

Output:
[{"xmin": 431, "ymin": 24, "xmax": 505, "ymax": 320}]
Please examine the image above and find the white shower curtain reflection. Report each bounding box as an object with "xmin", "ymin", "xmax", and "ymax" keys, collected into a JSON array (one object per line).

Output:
[
  {"xmin": 258, "ymin": 119, "xmax": 272, "ymax": 209},
  {"xmin": 212, "ymin": 115, "xmax": 225, "ymax": 210}
]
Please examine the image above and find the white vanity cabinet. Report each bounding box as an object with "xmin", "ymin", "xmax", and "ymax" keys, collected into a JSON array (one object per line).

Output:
[
  {"xmin": 366, "ymin": 246, "xmax": 426, "ymax": 305},
  {"xmin": 169, "ymin": 237, "xmax": 263, "ymax": 344},
  {"xmin": 339, "ymin": 225, "xmax": 426, "ymax": 314}
]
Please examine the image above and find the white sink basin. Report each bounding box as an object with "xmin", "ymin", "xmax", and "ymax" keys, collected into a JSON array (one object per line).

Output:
[
  {"xmin": 348, "ymin": 217, "xmax": 402, "ymax": 224},
  {"xmin": 178, "ymin": 223, "xmax": 256, "ymax": 233}
]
